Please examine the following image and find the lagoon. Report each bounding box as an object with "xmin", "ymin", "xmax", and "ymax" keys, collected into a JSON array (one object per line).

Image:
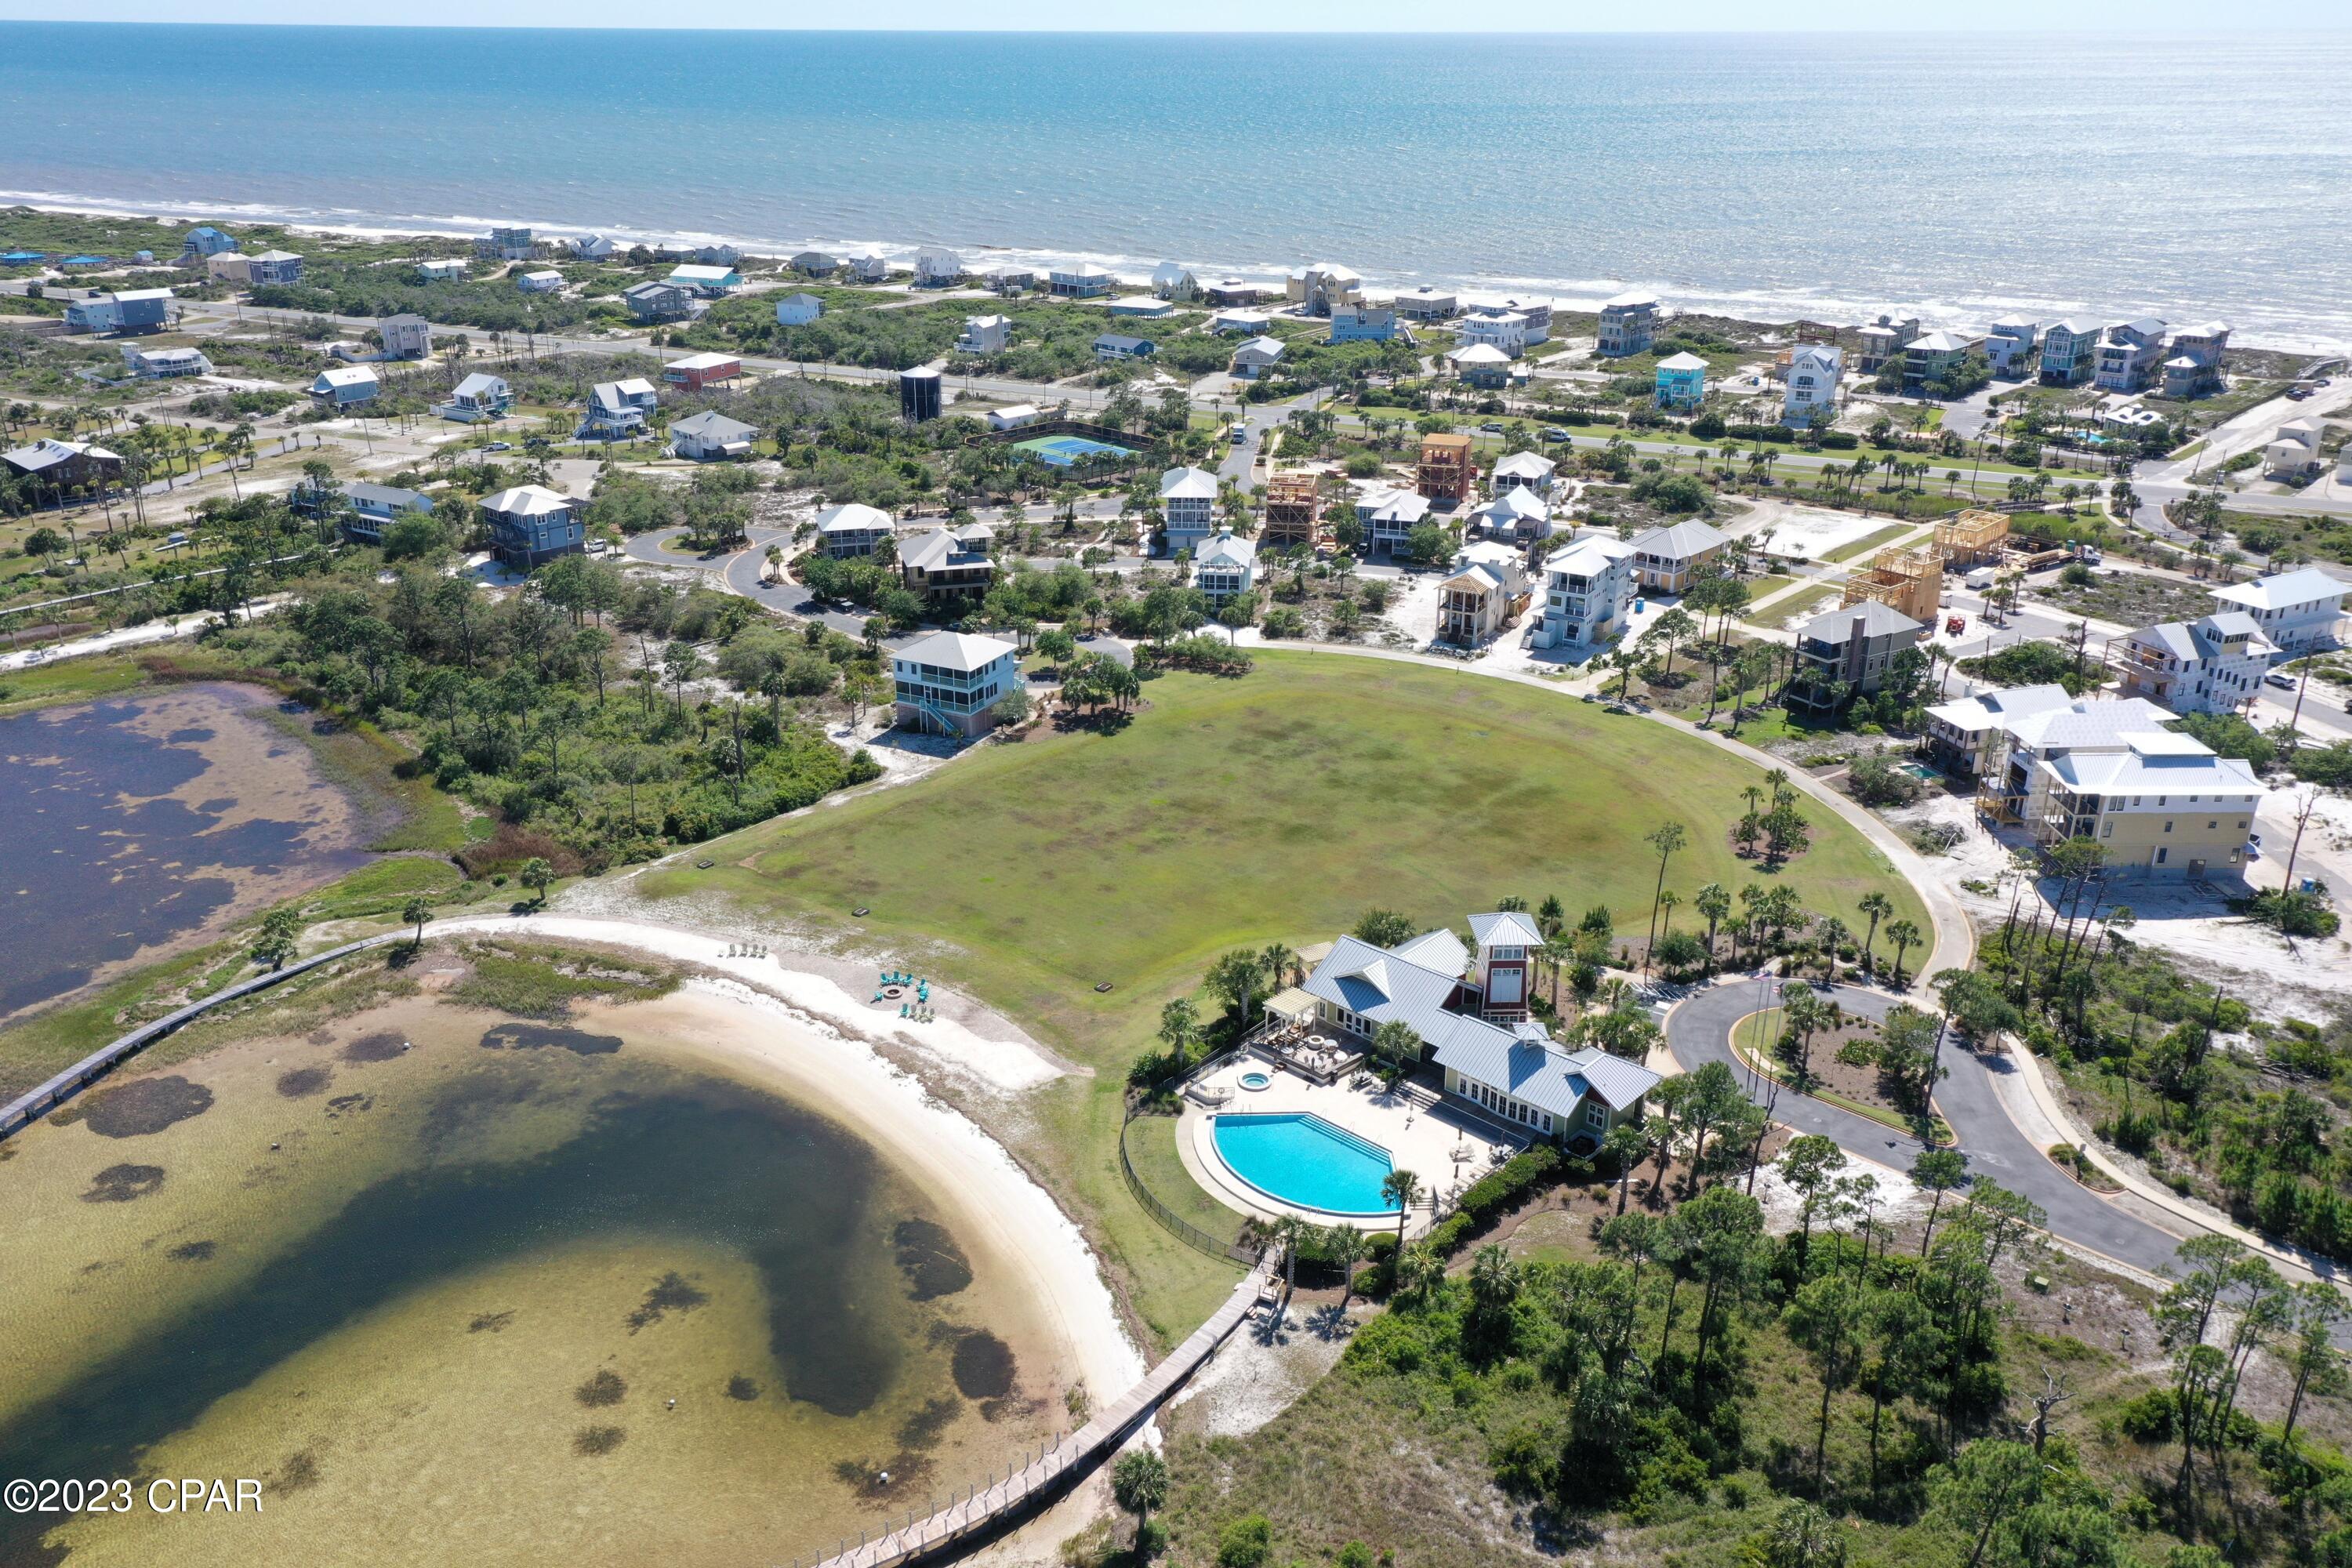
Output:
[
  {"xmin": 0, "ymin": 987, "xmax": 1072, "ymax": 1567},
  {"xmin": 0, "ymin": 682, "xmax": 374, "ymax": 1025}
]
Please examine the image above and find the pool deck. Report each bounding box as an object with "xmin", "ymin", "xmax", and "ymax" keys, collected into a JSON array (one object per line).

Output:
[{"xmin": 1178, "ymin": 1054, "xmax": 1521, "ymax": 1233}]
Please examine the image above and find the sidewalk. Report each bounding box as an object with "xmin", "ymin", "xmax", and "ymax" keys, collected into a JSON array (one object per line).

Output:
[{"xmin": 1998, "ymin": 1033, "xmax": 2340, "ymax": 1288}]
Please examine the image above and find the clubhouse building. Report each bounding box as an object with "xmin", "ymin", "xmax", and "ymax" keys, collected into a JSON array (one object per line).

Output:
[{"xmin": 1266, "ymin": 912, "xmax": 1662, "ymax": 1149}]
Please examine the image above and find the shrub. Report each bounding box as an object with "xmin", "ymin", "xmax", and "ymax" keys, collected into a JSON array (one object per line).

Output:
[
  {"xmin": 1342, "ymin": 1310, "xmax": 1432, "ymax": 1373},
  {"xmin": 2116, "ymin": 1389, "xmax": 2179, "ymax": 1443},
  {"xmin": 1216, "ymin": 1515, "xmax": 1272, "ymax": 1568},
  {"xmin": 1421, "ymin": 1146, "xmax": 1564, "ymax": 1255}
]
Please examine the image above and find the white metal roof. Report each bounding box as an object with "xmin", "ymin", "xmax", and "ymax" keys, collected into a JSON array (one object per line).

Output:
[
  {"xmin": 2214, "ymin": 566, "xmax": 2344, "ymax": 610},
  {"xmin": 894, "ymin": 630, "xmax": 1016, "ymax": 672},
  {"xmin": 1160, "ymin": 465, "xmax": 1218, "ymax": 501}
]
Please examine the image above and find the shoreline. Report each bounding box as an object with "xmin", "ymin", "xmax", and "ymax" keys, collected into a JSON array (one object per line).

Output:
[
  {"xmin": 8, "ymin": 190, "xmax": 2345, "ymax": 357},
  {"xmin": 427, "ymin": 913, "xmax": 1146, "ymax": 1409}
]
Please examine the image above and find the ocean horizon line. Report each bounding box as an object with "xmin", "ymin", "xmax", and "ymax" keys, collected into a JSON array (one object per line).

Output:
[{"xmin": 0, "ymin": 18, "xmax": 2327, "ymax": 35}]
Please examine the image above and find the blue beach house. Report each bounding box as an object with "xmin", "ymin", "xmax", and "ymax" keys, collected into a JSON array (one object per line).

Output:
[
  {"xmin": 1653, "ymin": 351, "xmax": 1708, "ymax": 410},
  {"xmin": 478, "ymin": 485, "xmax": 586, "ymax": 570}
]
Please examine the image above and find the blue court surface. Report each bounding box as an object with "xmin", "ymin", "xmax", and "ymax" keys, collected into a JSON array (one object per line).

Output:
[{"xmin": 1011, "ymin": 434, "xmax": 1136, "ymax": 467}]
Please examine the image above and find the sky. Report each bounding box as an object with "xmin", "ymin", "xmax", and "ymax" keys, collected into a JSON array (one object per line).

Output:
[{"xmin": 0, "ymin": 2, "xmax": 2320, "ymax": 28}]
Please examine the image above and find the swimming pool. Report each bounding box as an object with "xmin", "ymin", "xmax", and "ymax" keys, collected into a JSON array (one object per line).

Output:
[{"xmin": 1210, "ymin": 1112, "xmax": 1396, "ymax": 1216}]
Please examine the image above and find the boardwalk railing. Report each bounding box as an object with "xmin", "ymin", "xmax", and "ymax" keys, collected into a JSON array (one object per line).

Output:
[
  {"xmin": 0, "ymin": 931, "xmax": 407, "ymax": 1142},
  {"xmin": 794, "ymin": 1262, "xmax": 1272, "ymax": 1568}
]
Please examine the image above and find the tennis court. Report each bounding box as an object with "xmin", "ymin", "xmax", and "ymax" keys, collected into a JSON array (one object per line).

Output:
[{"xmin": 1011, "ymin": 434, "xmax": 1137, "ymax": 467}]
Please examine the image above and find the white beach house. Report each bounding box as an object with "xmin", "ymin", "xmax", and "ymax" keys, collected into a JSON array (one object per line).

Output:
[
  {"xmin": 1159, "ymin": 465, "xmax": 1220, "ymax": 556},
  {"xmin": 2211, "ymin": 566, "xmax": 2346, "ymax": 655}
]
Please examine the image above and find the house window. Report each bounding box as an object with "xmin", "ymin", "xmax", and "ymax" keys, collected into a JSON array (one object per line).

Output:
[
  {"xmin": 2156, "ymin": 848, "xmax": 2169, "ymax": 865},
  {"xmin": 1584, "ymin": 1102, "xmax": 1606, "ymax": 1129},
  {"xmin": 2164, "ymin": 820, "xmax": 2174, "ymax": 833}
]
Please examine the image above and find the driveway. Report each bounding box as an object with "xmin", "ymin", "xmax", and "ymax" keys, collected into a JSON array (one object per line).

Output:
[{"xmin": 1666, "ymin": 978, "xmax": 2194, "ymax": 1280}]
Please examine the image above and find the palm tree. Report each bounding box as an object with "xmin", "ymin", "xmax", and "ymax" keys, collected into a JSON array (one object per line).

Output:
[
  {"xmin": 1326, "ymin": 1224, "xmax": 1368, "ymax": 1309},
  {"xmin": 1856, "ymin": 891, "xmax": 1893, "ymax": 975},
  {"xmin": 403, "ymin": 895, "xmax": 432, "ymax": 949},
  {"xmin": 1693, "ymin": 882, "xmax": 1731, "ymax": 967},
  {"xmin": 1111, "ymin": 1450, "xmax": 1170, "ymax": 1555},
  {"xmin": 1642, "ymin": 821, "xmax": 1688, "ymax": 972},
  {"xmin": 1603, "ymin": 1121, "xmax": 1650, "ymax": 1214},
  {"xmin": 1261, "ymin": 942, "xmax": 1301, "ymax": 989},
  {"xmin": 1381, "ymin": 1168, "xmax": 1423, "ymax": 1251},
  {"xmin": 1813, "ymin": 916, "xmax": 1849, "ymax": 979},
  {"xmin": 1270, "ymin": 1214, "xmax": 1306, "ymax": 1307},
  {"xmin": 1883, "ymin": 919, "xmax": 1922, "ymax": 988}
]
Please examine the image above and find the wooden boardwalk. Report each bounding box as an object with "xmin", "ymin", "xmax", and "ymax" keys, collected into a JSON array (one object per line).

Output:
[
  {"xmin": 802, "ymin": 1263, "xmax": 1272, "ymax": 1568},
  {"xmin": 0, "ymin": 930, "xmax": 407, "ymax": 1142}
]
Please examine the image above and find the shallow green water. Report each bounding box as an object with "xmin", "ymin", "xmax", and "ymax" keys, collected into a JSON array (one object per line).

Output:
[{"xmin": 0, "ymin": 1021, "xmax": 1027, "ymax": 1565}]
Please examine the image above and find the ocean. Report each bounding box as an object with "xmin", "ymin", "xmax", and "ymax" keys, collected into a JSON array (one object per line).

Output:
[{"xmin": 3, "ymin": 23, "xmax": 2349, "ymax": 348}]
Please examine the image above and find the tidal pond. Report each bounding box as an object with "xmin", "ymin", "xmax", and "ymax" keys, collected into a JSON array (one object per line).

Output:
[{"xmin": 0, "ymin": 682, "xmax": 373, "ymax": 1019}]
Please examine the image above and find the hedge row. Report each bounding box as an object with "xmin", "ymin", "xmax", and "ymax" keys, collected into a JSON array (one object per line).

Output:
[{"xmin": 1357, "ymin": 1145, "xmax": 1571, "ymax": 1290}]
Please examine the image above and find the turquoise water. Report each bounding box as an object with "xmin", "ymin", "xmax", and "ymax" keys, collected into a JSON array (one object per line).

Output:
[
  {"xmin": 1212, "ymin": 1112, "xmax": 1396, "ymax": 1216},
  {"xmin": 1, "ymin": 25, "xmax": 2347, "ymax": 347}
]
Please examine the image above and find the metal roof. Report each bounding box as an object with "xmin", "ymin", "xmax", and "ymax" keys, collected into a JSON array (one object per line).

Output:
[
  {"xmin": 1629, "ymin": 518, "xmax": 1730, "ymax": 559},
  {"xmin": 1468, "ymin": 911, "xmax": 1544, "ymax": 949},
  {"xmin": 893, "ymin": 630, "xmax": 1016, "ymax": 672},
  {"xmin": 816, "ymin": 502, "xmax": 894, "ymax": 534},
  {"xmin": 2213, "ymin": 567, "xmax": 2346, "ymax": 611}
]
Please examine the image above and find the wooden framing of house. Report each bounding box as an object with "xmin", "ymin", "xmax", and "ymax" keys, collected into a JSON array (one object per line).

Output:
[
  {"xmin": 1417, "ymin": 433, "xmax": 1475, "ymax": 503},
  {"xmin": 1933, "ymin": 509, "xmax": 2010, "ymax": 567},
  {"xmin": 1840, "ymin": 544, "xmax": 1942, "ymax": 624},
  {"xmin": 1261, "ymin": 474, "xmax": 1324, "ymax": 551}
]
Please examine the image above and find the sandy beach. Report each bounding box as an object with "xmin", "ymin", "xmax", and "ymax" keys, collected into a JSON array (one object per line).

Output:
[{"xmin": 429, "ymin": 913, "xmax": 1143, "ymax": 1399}]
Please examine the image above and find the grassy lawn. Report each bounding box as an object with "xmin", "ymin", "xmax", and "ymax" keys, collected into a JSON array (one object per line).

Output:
[
  {"xmin": 636, "ymin": 651, "xmax": 1925, "ymax": 1343},
  {"xmin": 1823, "ymin": 521, "xmax": 1927, "ymax": 564}
]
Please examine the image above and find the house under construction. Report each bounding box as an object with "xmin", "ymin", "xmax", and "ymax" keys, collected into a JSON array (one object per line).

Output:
[
  {"xmin": 1840, "ymin": 543, "xmax": 1942, "ymax": 624},
  {"xmin": 1261, "ymin": 474, "xmax": 1324, "ymax": 551},
  {"xmin": 1933, "ymin": 509, "xmax": 2010, "ymax": 567},
  {"xmin": 1416, "ymin": 433, "xmax": 1475, "ymax": 504}
]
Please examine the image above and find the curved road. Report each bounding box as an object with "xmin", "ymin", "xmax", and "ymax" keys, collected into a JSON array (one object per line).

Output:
[{"xmin": 1668, "ymin": 978, "xmax": 2192, "ymax": 1280}]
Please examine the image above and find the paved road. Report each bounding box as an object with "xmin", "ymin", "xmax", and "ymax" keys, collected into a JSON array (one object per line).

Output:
[
  {"xmin": 1667, "ymin": 978, "xmax": 2194, "ymax": 1279},
  {"xmin": 622, "ymin": 524, "xmax": 1137, "ymax": 668}
]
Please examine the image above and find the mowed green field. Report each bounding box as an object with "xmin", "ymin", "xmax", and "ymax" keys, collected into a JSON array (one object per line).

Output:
[{"xmin": 639, "ymin": 651, "xmax": 1926, "ymax": 1341}]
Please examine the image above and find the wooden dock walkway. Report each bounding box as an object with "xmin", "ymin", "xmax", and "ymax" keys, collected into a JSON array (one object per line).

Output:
[
  {"xmin": 800, "ymin": 1263, "xmax": 1272, "ymax": 1568},
  {"xmin": 0, "ymin": 930, "xmax": 407, "ymax": 1142}
]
